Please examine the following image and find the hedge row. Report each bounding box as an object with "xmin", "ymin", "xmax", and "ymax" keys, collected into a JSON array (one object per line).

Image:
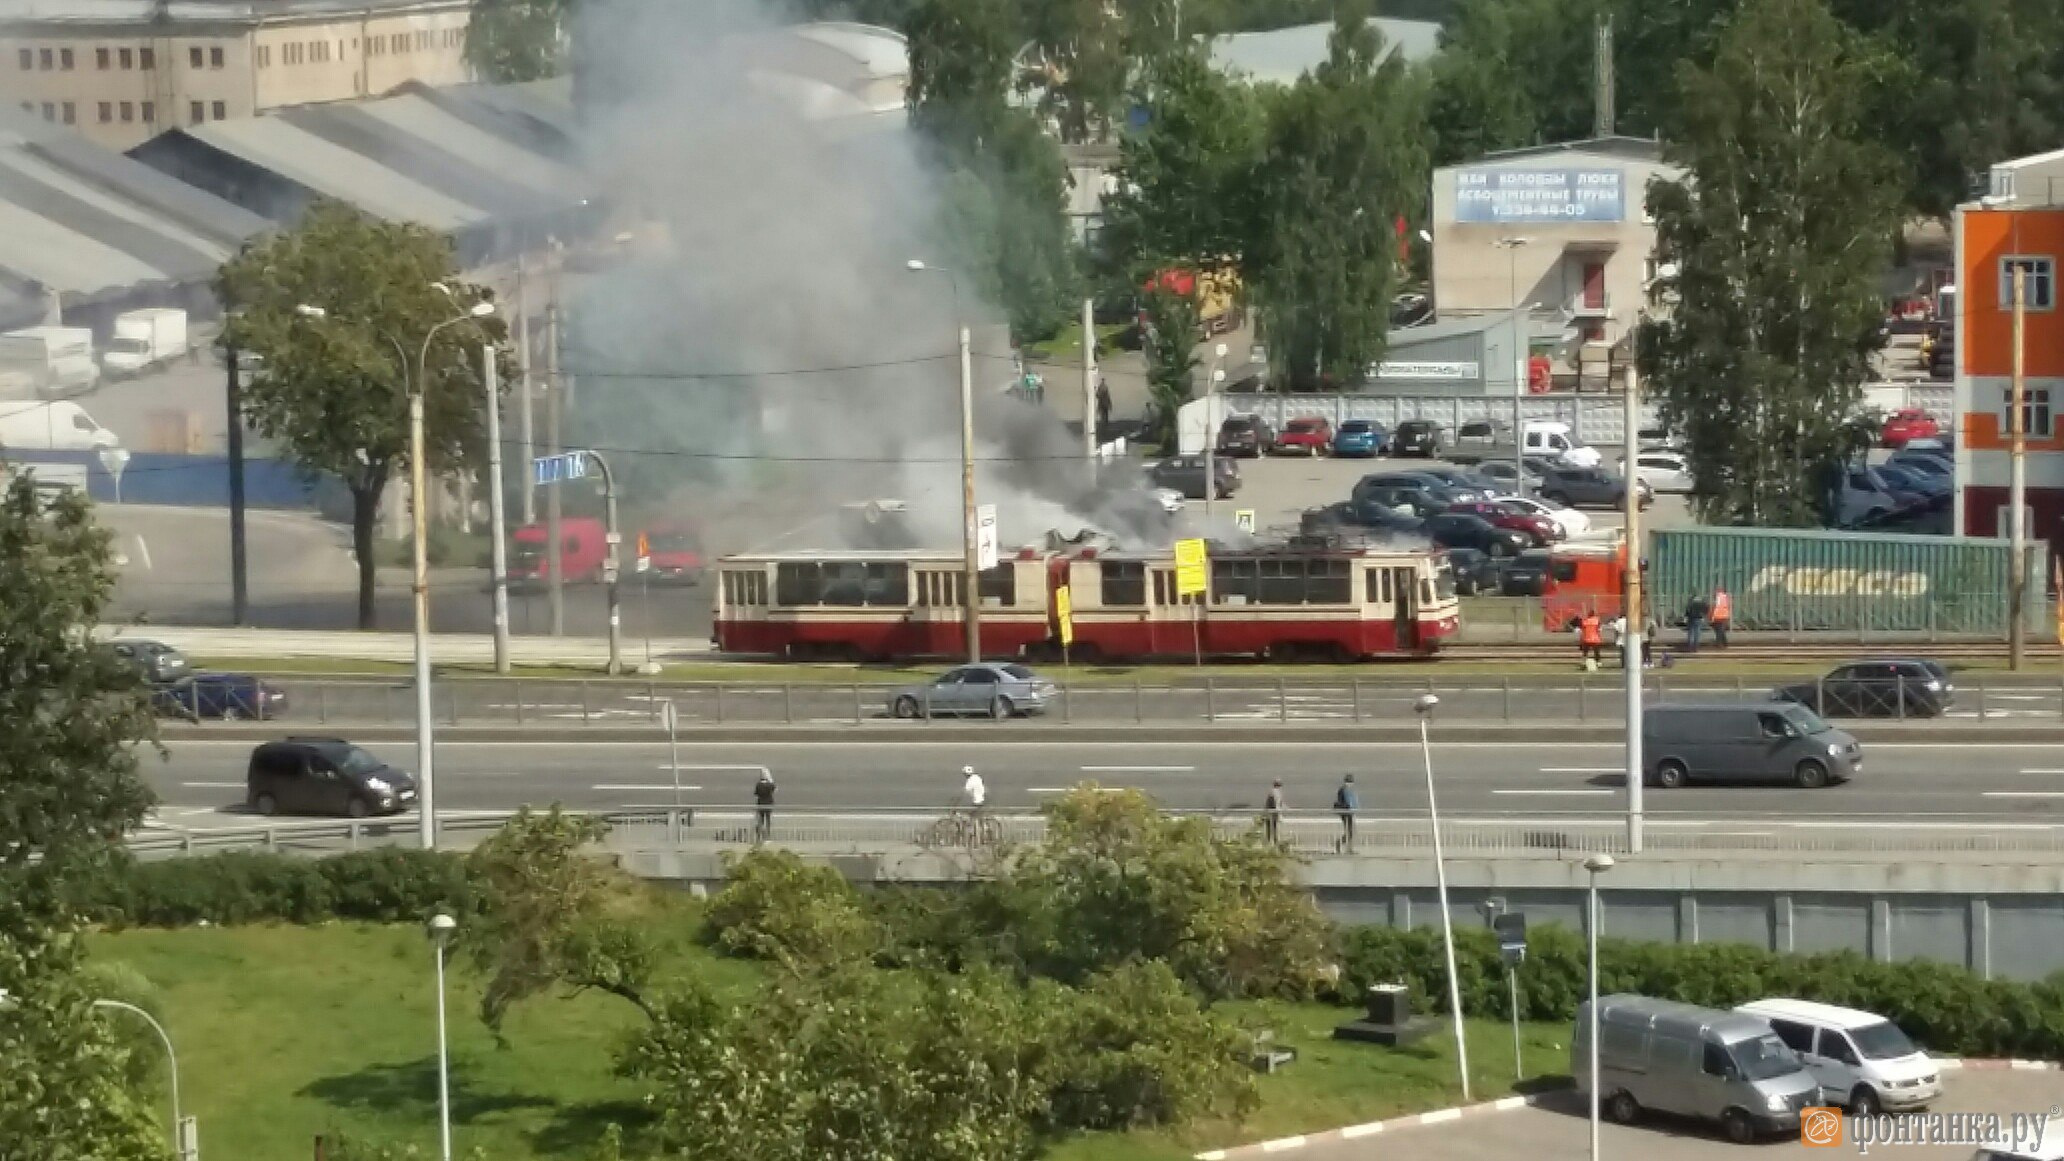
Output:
[
  {"xmin": 80, "ymin": 849, "xmax": 473, "ymax": 927},
  {"xmin": 1337, "ymin": 923, "xmax": 2064, "ymax": 1063}
]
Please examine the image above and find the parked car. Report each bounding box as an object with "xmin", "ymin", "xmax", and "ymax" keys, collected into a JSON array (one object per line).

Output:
[
  {"xmin": 1642, "ymin": 702, "xmax": 1860, "ymax": 788},
  {"xmin": 1873, "ymin": 462, "xmax": 1951, "ymax": 508},
  {"xmin": 1887, "ymin": 449, "xmax": 1953, "ymax": 477},
  {"xmin": 1331, "ymin": 418, "xmax": 1387, "ymax": 457},
  {"xmin": 1300, "ymin": 499, "xmax": 1424, "ymax": 538},
  {"xmin": 1414, "ymin": 465, "xmax": 1501, "ymax": 494},
  {"xmin": 1498, "ymin": 495, "xmax": 1590, "ymax": 538},
  {"xmin": 1149, "ymin": 454, "xmax": 1239, "ymax": 499},
  {"xmin": 1476, "ymin": 460, "xmax": 1545, "ymax": 494},
  {"xmin": 641, "ymin": 522, "xmax": 705, "ymax": 584},
  {"xmin": 246, "ymin": 737, "xmax": 416, "ymax": 818},
  {"xmin": 1216, "ymin": 415, "xmax": 1274, "ymax": 458},
  {"xmin": 1151, "ymin": 487, "xmax": 1185, "ymax": 514},
  {"xmin": 1735, "ymin": 998, "xmax": 1941, "ymax": 1116},
  {"xmin": 1538, "ymin": 465, "xmax": 1652, "ymax": 510},
  {"xmin": 1391, "ymin": 418, "xmax": 1442, "ymax": 458},
  {"xmin": 1352, "ymin": 472, "xmax": 1487, "ymax": 514},
  {"xmin": 1879, "ymin": 407, "xmax": 1941, "ymax": 448},
  {"xmin": 1356, "ymin": 470, "xmax": 1493, "ymax": 502},
  {"xmin": 1843, "ymin": 466, "xmax": 1925, "ymax": 524},
  {"xmin": 1773, "ymin": 659, "xmax": 1953, "ymax": 718},
  {"xmin": 1899, "ymin": 435, "xmax": 1953, "ymax": 456},
  {"xmin": 1272, "ymin": 416, "xmax": 1333, "ymax": 456},
  {"xmin": 1500, "ymin": 548, "xmax": 1552, "ymax": 596},
  {"xmin": 111, "ymin": 638, "xmax": 190, "ymax": 684},
  {"xmin": 152, "ymin": 674, "xmax": 287, "ymax": 721},
  {"xmin": 1575, "ymin": 995, "xmax": 1822, "ymax": 1144},
  {"xmin": 1442, "ymin": 547, "xmax": 1505, "ymax": 596},
  {"xmin": 888, "ymin": 663, "xmax": 1057, "ymax": 719},
  {"xmin": 1422, "ymin": 512, "xmax": 1530, "ymax": 558},
  {"xmin": 1443, "ymin": 500, "xmax": 1561, "ymax": 546},
  {"xmin": 1624, "ymin": 450, "xmax": 1694, "ymax": 494}
]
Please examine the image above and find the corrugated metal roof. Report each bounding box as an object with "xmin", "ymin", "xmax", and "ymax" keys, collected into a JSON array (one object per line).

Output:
[
  {"xmin": 185, "ymin": 114, "xmax": 478, "ymax": 228},
  {"xmin": 0, "ymin": 193, "xmax": 166, "ymax": 294},
  {"xmin": 355, "ymin": 93, "xmax": 584, "ymax": 201}
]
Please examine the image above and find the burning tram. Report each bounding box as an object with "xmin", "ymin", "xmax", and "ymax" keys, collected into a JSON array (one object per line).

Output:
[{"xmin": 712, "ymin": 542, "xmax": 1460, "ymax": 662}]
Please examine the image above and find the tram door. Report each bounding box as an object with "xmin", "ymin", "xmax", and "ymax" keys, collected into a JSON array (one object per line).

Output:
[{"xmin": 1391, "ymin": 567, "xmax": 1419, "ymax": 651}]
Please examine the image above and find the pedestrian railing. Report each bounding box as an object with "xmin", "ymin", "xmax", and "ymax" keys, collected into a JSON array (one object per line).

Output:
[
  {"xmin": 155, "ymin": 671, "xmax": 2064, "ymax": 729},
  {"xmin": 125, "ymin": 807, "xmax": 2064, "ymax": 861}
]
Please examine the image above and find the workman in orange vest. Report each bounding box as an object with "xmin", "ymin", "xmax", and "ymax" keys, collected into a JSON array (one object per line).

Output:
[
  {"xmin": 1578, "ymin": 610, "xmax": 1603, "ymax": 665},
  {"xmin": 1711, "ymin": 586, "xmax": 1733, "ymax": 648}
]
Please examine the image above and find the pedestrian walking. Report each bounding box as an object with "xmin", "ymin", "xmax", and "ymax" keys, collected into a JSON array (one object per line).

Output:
[
  {"xmin": 1578, "ymin": 610, "xmax": 1604, "ymax": 667},
  {"xmin": 1710, "ymin": 584, "xmax": 1733, "ymax": 648},
  {"xmin": 1608, "ymin": 614, "xmax": 1628, "ymax": 668},
  {"xmin": 1642, "ymin": 612, "xmax": 1659, "ymax": 668},
  {"xmin": 1263, "ymin": 779, "xmax": 1285, "ymax": 846},
  {"xmin": 1333, "ymin": 775, "xmax": 1358, "ymax": 852},
  {"xmin": 1683, "ymin": 593, "xmax": 1710, "ymax": 652},
  {"xmin": 961, "ymin": 764, "xmax": 987, "ymax": 812},
  {"xmin": 752, "ymin": 770, "xmax": 776, "ymax": 844}
]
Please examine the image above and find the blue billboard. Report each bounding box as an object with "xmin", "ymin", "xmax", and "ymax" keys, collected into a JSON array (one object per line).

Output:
[{"xmin": 1454, "ymin": 168, "xmax": 1625, "ymax": 223}]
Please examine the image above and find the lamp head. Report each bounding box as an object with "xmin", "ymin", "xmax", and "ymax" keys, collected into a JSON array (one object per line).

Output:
[
  {"xmin": 467, "ymin": 301, "xmax": 495, "ymax": 318},
  {"xmin": 1583, "ymin": 853, "xmax": 1616, "ymax": 873},
  {"xmin": 1413, "ymin": 693, "xmax": 1439, "ymax": 715},
  {"xmin": 905, "ymin": 259, "xmax": 927, "ymax": 272},
  {"xmin": 427, "ymin": 912, "xmax": 458, "ymax": 943}
]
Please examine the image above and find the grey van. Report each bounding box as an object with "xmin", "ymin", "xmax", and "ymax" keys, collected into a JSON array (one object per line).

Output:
[
  {"xmin": 1574, "ymin": 995, "xmax": 1822, "ymax": 1144},
  {"xmin": 1643, "ymin": 702, "xmax": 1861, "ymax": 789}
]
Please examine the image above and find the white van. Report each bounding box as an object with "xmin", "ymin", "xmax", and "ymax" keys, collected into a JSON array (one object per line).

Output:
[
  {"xmin": 1735, "ymin": 998, "xmax": 1941, "ymax": 1116},
  {"xmin": 0, "ymin": 400, "xmax": 120, "ymax": 451}
]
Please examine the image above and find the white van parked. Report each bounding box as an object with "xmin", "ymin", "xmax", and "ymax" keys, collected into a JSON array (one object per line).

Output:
[
  {"xmin": 1735, "ymin": 998, "xmax": 1941, "ymax": 1116},
  {"xmin": 0, "ymin": 400, "xmax": 121, "ymax": 451}
]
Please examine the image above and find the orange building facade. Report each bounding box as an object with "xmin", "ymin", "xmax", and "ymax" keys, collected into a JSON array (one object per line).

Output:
[{"xmin": 1954, "ymin": 205, "xmax": 2064, "ymax": 558}]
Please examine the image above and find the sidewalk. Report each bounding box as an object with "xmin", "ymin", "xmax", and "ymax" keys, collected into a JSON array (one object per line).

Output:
[{"xmin": 100, "ymin": 624, "xmax": 714, "ymax": 664}]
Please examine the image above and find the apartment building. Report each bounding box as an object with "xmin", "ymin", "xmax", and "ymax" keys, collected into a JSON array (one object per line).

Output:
[{"xmin": 0, "ymin": 0, "xmax": 471, "ymax": 151}]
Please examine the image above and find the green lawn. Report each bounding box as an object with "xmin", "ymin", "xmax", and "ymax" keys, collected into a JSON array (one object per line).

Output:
[{"xmin": 91, "ymin": 918, "xmax": 1573, "ymax": 1160}]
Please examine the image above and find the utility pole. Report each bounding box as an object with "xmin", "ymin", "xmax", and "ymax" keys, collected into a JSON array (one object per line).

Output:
[
  {"xmin": 2011, "ymin": 263, "xmax": 2028, "ymax": 669},
  {"xmin": 958, "ymin": 321, "xmax": 981, "ymax": 662},
  {"xmin": 225, "ymin": 346, "xmax": 248, "ymax": 625},
  {"xmin": 407, "ymin": 388, "xmax": 436, "ymax": 849},
  {"xmin": 592, "ymin": 453, "xmax": 624, "ymax": 675},
  {"xmin": 545, "ymin": 291, "xmax": 565, "ymax": 637},
  {"xmin": 483, "ymin": 344, "xmax": 511, "ymax": 674},
  {"xmin": 1081, "ymin": 297, "xmax": 1097, "ymax": 477},
  {"xmin": 1593, "ymin": 15, "xmax": 1614, "ymax": 139},
  {"xmin": 516, "ymin": 252, "xmax": 535, "ymax": 525},
  {"xmin": 1622, "ymin": 362, "xmax": 1644, "ymax": 852}
]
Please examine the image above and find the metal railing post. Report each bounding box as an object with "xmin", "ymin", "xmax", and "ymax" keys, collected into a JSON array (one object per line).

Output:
[
  {"xmin": 1502, "ymin": 677, "xmax": 1512, "ymax": 722},
  {"xmin": 1277, "ymin": 677, "xmax": 1288, "ymax": 723},
  {"xmin": 1577, "ymin": 674, "xmax": 1588, "ymax": 721},
  {"xmin": 716, "ymin": 684, "xmax": 726, "ymax": 724},
  {"xmin": 1897, "ymin": 677, "xmax": 1907, "ymax": 720},
  {"xmin": 1351, "ymin": 678, "xmax": 1362, "ymax": 723},
  {"xmin": 854, "ymin": 683, "xmax": 863, "ymax": 724},
  {"xmin": 447, "ymin": 682, "xmax": 460, "ymax": 726},
  {"xmin": 784, "ymin": 684, "xmax": 795, "ymax": 724},
  {"xmin": 1978, "ymin": 678, "xmax": 1989, "ymax": 721},
  {"xmin": 1206, "ymin": 675, "xmax": 1216, "ymax": 722},
  {"xmin": 317, "ymin": 682, "xmax": 328, "ymax": 724},
  {"xmin": 580, "ymin": 680, "xmax": 591, "ymax": 724},
  {"xmin": 1134, "ymin": 678, "xmax": 1144, "ymax": 723},
  {"xmin": 648, "ymin": 680, "xmax": 659, "ymax": 722},
  {"xmin": 515, "ymin": 682, "xmax": 526, "ymax": 725},
  {"xmin": 1062, "ymin": 682, "xmax": 1072, "ymax": 723},
  {"xmin": 1733, "ymin": 675, "xmax": 1744, "ymax": 703}
]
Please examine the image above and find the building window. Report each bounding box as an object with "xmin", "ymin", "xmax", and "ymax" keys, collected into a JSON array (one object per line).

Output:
[
  {"xmin": 2004, "ymin": 387, "xmax": 2054, "ymax": 438},
  {"xmin": 189, "ymin": 46, "xmax": 202, "ymax": 68},
  {"xmin": 96, "ymin": 46, "xmax": 109, "ymax": 68},
  {"xmin": 100, "ymin": 101, "xmax": 113, "ymax": 123},
  {"xmin": 119, "ymin": 46, "xmax": 132, "ymax": 69},
  {"xmin": 2000, "ymin": 256, "xmax": 2055, "ymax": 311},
  {"xmin": 141, "ymin": 100, "xmax": 153, "ymax": 123},
  {"xmin": 39, "ymin": 102, "xmax": 53, "ymax": 121},
  {"xmin": 139, "ymin": 46, "xmax": 152, "ymax": 69},
  {"xmin": 119, "ymin": 100, "xmax": 133, "ymax": 122},
  {"xmin": 17, "ymin": 49, "xmax": 30, "ymax": 70},
  {"xmin": 211, "ymin": 100, "xmax": 225, "ymax": 120},
  {"xmin": 210, "ymin": 45, "xmax": 224, "ymax": 68},
  {"xmin": 39, "ymin": 47, "xmax": 53, "ymax": 69},
  {"xmin": 59, "ymin": 47, "xmax": 73, "ymax": 69},
  {"xmin": 256, "ymin": 45, "xmax": 267, "ymax": 67},
  {"xmin": 60, "ymin": 101, "xmax": 74, "ymax": 124},
  {"xmin": 189, "ymin": 100, "xmax": 203, "ymax": 123}
]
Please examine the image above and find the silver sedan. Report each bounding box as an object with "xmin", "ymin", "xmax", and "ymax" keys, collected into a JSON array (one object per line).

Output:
[{"xmin": 888, "ymin": 663, "xmax": 1058, "ymax": 720}]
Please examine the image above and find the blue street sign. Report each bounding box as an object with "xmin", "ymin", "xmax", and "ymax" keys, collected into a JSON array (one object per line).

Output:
[{"xmin": 533, "ymin": 451, "xmax": 590, "ymax": 487}]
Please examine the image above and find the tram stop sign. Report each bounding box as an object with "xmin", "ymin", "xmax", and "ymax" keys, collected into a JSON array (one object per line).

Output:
[{"xmin": 1494, "ymin": 912, "xmax": 1527, "ymax": 966}]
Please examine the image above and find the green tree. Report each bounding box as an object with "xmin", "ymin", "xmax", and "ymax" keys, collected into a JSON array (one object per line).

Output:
[
  {"xmin": 0, "ymin": 921, "xmax": 163, "ymax": 1161},
  {"xmin": 1046, "ymin": 961, "xmax": 1259, "ymax": 1131},
  {"xmin": 1140, "ymin": 284, "xmax": 1202, "ymax": 450},
  {"xmin": 905, "ymin": 0, "xmax": 1023, "ymax": 144},
  {"xmin": 1425, "ymin": 0, "xmax": 1608, "ymax": 164},
  {"xmin": 1639, "ymin": 0, "xmax": 1901, "ymax": 526},
  {"xmin": 701, "ymin": 848, "xmax": 879, "ymax": 973},
  {"xmin": 1100, "ymin": 50, "xmax": 1267, "ymax": 279},
  {"xmin": 464, "ymin": 0, "xmax": 566, "ymax": 82},
  {"xmin": 1245, "ymin": 3, "xmax": 1427, "ymax": 390},
  {"xmin": 217, "ymin": 203, "xmax": 508, "ymax": 630},
  {"xmin": 1006, "ymin": 787, "xmax": 1333, "ymax": 999}
]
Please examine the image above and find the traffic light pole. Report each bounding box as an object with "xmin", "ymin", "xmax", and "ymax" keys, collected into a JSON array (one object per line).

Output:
[{"xmin": 590, "ymin": 452, "xmax": 624, "ymax": 675}]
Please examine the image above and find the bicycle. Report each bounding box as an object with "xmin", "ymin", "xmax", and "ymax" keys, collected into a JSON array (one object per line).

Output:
[{"xmin": 921, "ymin": 806, "xmax": 1002, "ymax": 849}]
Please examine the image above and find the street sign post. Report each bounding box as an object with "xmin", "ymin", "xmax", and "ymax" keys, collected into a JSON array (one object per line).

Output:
[
  {"xmin": 1174, "ymin": 538, "xmax": 1207, "ymax": 665},
  {"xmin": 530, "ymin": 449, "xmax": 625, "ymax": 674},
  {"xmin": 1494, "ymin": 911, "xmax": 1528, "ymax": 1079},
  {"xmin": 1234, "ymin": 509, "xmax": 1256, "ymax": 534},
  {"xmin": 1055, "ymin": 584, "xmax": 1074, "ymax": 667}
]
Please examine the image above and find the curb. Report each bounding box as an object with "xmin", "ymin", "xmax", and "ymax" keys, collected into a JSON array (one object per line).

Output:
[{"xmin": 1190, "ymin": 1060, "xmax": 2061, "ymax": 1159}]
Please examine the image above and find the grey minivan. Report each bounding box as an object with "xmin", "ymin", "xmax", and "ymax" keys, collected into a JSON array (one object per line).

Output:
[
  {"xmin": 1643, "ymin": 702, "xmax": 1861, "ymax": 789},
  {"xmin": 1575, "ymin": 995, "xmax": 1823, "ymax": 1144}
]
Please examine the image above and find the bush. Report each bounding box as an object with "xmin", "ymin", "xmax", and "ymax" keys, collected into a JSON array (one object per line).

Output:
[
  {"xmin": 81, "ymin": 849, "xmax": 471, "ymax": 928},
  {"xmin": 1045, "ymin": 961, "xmax": 1259, "ymax": 1132},
  {"xmin": 702, "ymin": 848, "xmax": 877, "ymax": 970},
  {"xmin": 1334, "ymin": 922, "xmax": 2064, "ymax": 1062}
]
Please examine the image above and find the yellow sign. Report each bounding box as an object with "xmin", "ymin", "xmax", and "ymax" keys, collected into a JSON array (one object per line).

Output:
[
  {"xmin": 1174, "ymin": 538, "xmax": 1208, "ymax": 596},
  {"xmin": 1055, "ymin": 585, "xmax": 1074, "ymax": 646}
]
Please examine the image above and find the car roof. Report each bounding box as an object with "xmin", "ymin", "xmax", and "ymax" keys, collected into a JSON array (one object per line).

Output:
[
  {"xmin": 1979, "ymin": 1118, "xmax": 2064, "ymax": 1159},
  {"xmin": 1735, "ymin": 998, "xmax": 1893, "ymax": 1031}
]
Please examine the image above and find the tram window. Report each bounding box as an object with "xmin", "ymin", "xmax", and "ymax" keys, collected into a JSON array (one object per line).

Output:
[
  {"xmin": 1365, "ymin": 569, "xmax": 1393, "ymax": 605},
  {"xmin": 979, "ymin": 564, "xmax": 1016, "ymax": 605},
  {"xmin": 1101, "ymin": 561, "xmax": 1146, "ymax": 606},
  {"xmin": 723, "ymin": 571, "xmax": 766, "ymax": 607},
  {"xmin": 777, "ymin": 562, "xmax": 821, "ymax": 605},
  {"xmin": 775, "ymin": 562, "xmax": 906, "ymax": 606},
  {"xmin": 1212, "ymin": 559, "xmax": 1257, "ymax": 604},
  {"xmin": 1432, "ymin": 567, "xmax": 1455, "ymax": 600},
  {"xmin": 865, "ymin": 562, "xmax": 909, "ymax": 605},
  {"xmin": 917, "ymin": 571, "xmax": 960, "ymax": 606},
  {"xmin": 1308, "ymin": 558, "xmax": 1352, "ymax": 603},
  {"xmin": 819, "ymin": 562, "xmax": 869, "ymax": 606},
  {"xmin": 1260, "ymin": 558, "xmax": 1303, "ymax": 604}
]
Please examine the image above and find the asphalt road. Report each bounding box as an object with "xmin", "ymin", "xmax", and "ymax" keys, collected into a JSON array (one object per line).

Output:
[{"xmin": 140, "ymin": 737, "xmax": 2064, "ymax": 827}]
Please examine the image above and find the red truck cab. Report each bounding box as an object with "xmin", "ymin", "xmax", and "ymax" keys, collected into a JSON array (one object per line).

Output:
[
  {"xmin": 641, "ymin": 522, "xmax": 705, "ymax": 584},
  {"xmin": 511, "ymin": 517, "xmax": 608, "ymax": 584}
]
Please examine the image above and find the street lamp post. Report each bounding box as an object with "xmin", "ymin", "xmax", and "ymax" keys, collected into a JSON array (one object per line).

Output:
[
  {"xmin": 428, "ymin": 912, "xmax": 457, "ymax": 1161},
  {"xmin": 906, "ymin": 259, "xmax": 982, "ymax": 662},
  {"xmin": 92, "ymin": 999, "xmax": 185, "ymax": 1158},
  {"xmin": 1201, "ymin": 342, "xmax": 1228, "ymax": 523},
  {"xmin": 1495, "ymin": 237, "xmax": 1531, "ymax": 495},
  {"xmin": 1414, "ymin": 693, "xmax": 1470, "ymax": 1102},
  {"xmin": 1584, "ymin": 852, "xmax": 1616, "ymax": 1161}
]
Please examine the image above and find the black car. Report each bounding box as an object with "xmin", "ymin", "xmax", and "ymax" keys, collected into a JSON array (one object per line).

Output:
[
  {"xmin": 1422, "ymin": 513, "xmax": 1530, "ymax": 558},
  {"xmin": 1442, "ymin": 547, "xmax": 1505, "ymax": 596},
  {"xmin": 1216, "ymin": 415, "xmax": 1274, "ymax": 458},
  {"xmin": 111, "ymin": 638, "xmax": 190, "ymax": 684},
  {"xmin": 1300, "ymin": 499, "xmax": 1424, "ymax": 539},
  {"xmin": 1774, "ymin": 659, "xmax": 1954, "ymax": 719},
  {"xmin": 246, "ymin": 737, "xmax": 417, "ymax": 818},
  {"xmin": 1149, "ymin": 454, "xmax": 1240, "ymax": 499},
  {"xmin": 1392, "ymin": 419, "xmax": 1442, "ymax": 458},
  {"xmin": 152, "ymin": 673, "xmax": 287, "ymax": 721},
  {"xmin": 1499, "ymin": 548, "xmax": 1552, "ymax": 596},
  {"xmin": 1537, "ymin": 465, "xmax": 1652, "ymax": 510},
  {"xmin": 1353, "ymin": 471, "xmax": 1491, "ymax": 506}
]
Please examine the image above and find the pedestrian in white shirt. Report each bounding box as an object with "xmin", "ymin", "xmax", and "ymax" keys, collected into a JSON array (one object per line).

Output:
[{"xmin": 961, "ymin": 765, "xmax": 987, "ymax": 810}]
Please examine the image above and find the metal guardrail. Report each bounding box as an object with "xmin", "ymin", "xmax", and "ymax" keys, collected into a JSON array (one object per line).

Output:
[
  {"xmin": 126, "ymin": 807, "xmax": 2064, "ymax": 861},
  {"xmin": 162, "ymin": 672, "xmax": 2064, "ymax": 728}
]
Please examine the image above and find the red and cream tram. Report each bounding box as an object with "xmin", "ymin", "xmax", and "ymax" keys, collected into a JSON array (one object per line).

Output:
[{"xmin": 713, "ymin": 544, "xmax": 1459, "ymax": 661}]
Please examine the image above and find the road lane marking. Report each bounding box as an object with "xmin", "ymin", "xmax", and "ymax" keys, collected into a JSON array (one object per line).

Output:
[
  {"xmin": 1027, "ymin": 787, "xmax": 1071, "ymax": 794},
  {"xmin": 1541, "ymin": 767, "xmax": 1619, "ymax": 774},
  {"xmin": 181, "ymin": 781, "xmax": 243, "ymax": 788},
  {"xmin": 1491, "ymin": 789, "xmax": 1611, "ymax": 796},
  {"xmin": 594, "ymin": 783, "xmax": 702, "ymax": 792},
  {"xmin": 2022, "ymin": 769, "xmax": 2064, "ymax": 775},
  {"xmin": 1080, "ymin": 765, "xmax": 1195, "ymax": 773},
  {"xmin": 1982, "ymin": 791, "xmax": 2064, "ymax": 799}
]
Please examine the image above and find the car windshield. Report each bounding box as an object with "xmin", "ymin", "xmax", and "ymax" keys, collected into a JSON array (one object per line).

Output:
[
  {"xmin": 325, "ymin": 746, "xmax": 386, "ymax": 778},
  {"xmin": 1342, "ymin": 421, "xmax": 1372, "ymax": 433},
  {"xmin": 1781, "ymin": 703, "xmax": 1834, "ymax": 735},
  {"xmin": 1850, "ymin": 1020, "xmax": 1919, "ymax": 1060},
  {"xmin": 1729, "ymin": 1033, "xmax": 1804, "ymax": 1081},
  {"xmin": 1001, "ymin": 664, "xmax": 1039, "ymax": 681},
  {"xmin": 649, "ymin": 533, "xmax": 700, "ymax": 552},
  {"xmin": 1287, "ymin": 420, "xmax": 1321, "ymax": 433}
]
